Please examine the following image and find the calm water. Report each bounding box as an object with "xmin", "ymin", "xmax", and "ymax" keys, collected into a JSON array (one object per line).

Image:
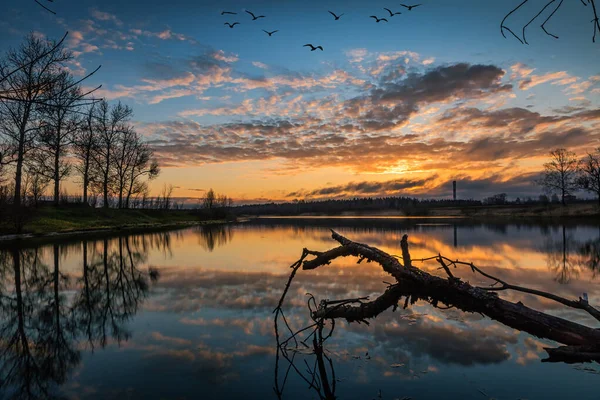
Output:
[{"xmin": 1, "ymin": 218, "xmax": 600, "ymax": 399}]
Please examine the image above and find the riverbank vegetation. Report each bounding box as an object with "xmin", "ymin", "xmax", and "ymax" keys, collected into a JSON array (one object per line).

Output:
[{"xmin": 0, "ymin": 205, "xmax": 236, "ymax": 237}]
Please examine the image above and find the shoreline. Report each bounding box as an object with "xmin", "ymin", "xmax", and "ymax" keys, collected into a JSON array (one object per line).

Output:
[
  {"xmin": 0, "ymin": 219, "xmax": 232, "ymax": 247},
  {"xmin": 242, "ymin": 203, "xmax": 600, "ymax": 220}
]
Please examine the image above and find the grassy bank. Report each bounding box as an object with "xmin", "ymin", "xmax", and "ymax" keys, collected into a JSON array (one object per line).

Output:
[{"xmin": 0, "ymin": 206, "xmax": 231, "ymax": 237}]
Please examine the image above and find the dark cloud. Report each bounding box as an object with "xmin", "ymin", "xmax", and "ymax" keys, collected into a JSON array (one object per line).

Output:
[
  {"xmin": 283, "ymin": 172, "xmax": 547, "ymax": 200},
  {"xmin": 287, "ymin": 176, "xmax": 437, "ymax": 198},
  {"xmin": 375, "ymin": 63, "xmax": 511, "ymax": 103}
]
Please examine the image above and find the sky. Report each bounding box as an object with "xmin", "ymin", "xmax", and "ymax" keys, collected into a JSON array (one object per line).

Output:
[{"xmin": 1, "ymin": 0, "xmax": 599, "ymax": 203}]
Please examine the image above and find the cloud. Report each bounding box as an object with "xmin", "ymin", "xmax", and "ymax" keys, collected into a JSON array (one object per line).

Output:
[
  {"xmin": 346, "ymin": 48, "xmax": 368, "ymax": 63},
  {"xmin": 512, "ymin": 64, "xmax": 573, "ymax": 90},
  {"xmin": 212, "ymin": 50, "xmax": 238, "ymax": 63},
  {"xmin": 130, "ymin": 28, "xmax": 197, "ymax": 44},
  {"xmin": 149, "ymin": 332, "xmax": 192, "ymax": 346},
  {"xmin": 252, "ymin": 61, "xmax": 269, "ymax": 69},
  {"xmin": 90, "ymin": 9, "xmax": 123, "ymax": 26},
  {"xmin": 360, "ymin": 317, "xmax": 518, "ymax": 366}
]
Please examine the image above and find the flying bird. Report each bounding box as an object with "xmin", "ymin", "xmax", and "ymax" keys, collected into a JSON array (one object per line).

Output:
[
  {"xmin": 400, "ymin": 3, "xmax": 422, "ymax": 11},
  {"xmin": 370, "ymin": 16, "xmax": 389, "ymax": 23},
  {"xmin": 384, "ymin": 8, "xmax": 402, "ymax": 16},
  {"xmin": 328, "ymin": 11, "xmax": 344, "ymax": 20},
  {"xmin": 224, "ymin": 22, "xmax": 240, "ymax": 28},
  {"xmin": 245, "ymin": 10, "xmax": 266, "ymax": 20},
  {"xmin": 303, "ymin": 44, "xmax": 324, "ymax": 51},
  {"xmin": 262, "ymin": 30, "xmax": 279, "ymax": 36},
  {"xmin": 221, "ymin": 11, "xmax": 237, "ymax": 15}
]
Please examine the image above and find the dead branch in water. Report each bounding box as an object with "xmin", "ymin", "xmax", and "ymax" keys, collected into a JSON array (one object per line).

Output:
[{"xmin": 277, "ymin": 230, "xmax": 600, "ymax": 368}]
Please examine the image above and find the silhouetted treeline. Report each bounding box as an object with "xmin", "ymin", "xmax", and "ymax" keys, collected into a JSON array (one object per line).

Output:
[{"xmin": 234, "ymin": 197, "xmax": 482, "ymax": 216}]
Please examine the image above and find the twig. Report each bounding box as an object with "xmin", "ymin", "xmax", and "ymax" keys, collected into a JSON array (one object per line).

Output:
[
  {"xmin": 540, "ymin": 0, "xmax": 564, "ymax": 39},
  {"xmin": 501, "ymin": 0, "xmax": 529, "ymax": 42},
  {"xmin": 34, "ymin": 0, "xmax": 56, "ymax": 15},
  {"xmin": 590, "ymin": 0, "xmax": 600, "ymax": 42},
  {"xmin": 522, "ymin": 0, "xmax": 556, "ymax": 44}
]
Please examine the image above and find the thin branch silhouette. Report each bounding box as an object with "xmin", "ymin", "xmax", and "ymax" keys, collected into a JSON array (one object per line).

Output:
[
  {"xmin": 502, "ymin": 0, "xmax": 598, "ymax": 43},
  {"xmin": 34, "ymin": 0, "xmax": 56, "ymax": 15}
]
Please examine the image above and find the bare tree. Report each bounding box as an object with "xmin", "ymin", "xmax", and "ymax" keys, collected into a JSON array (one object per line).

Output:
[
  {"xmin": 35, "ymin": 71, "xmax": 83, "ymax": 205},
  {"xmin": 579, "ymin": 148, "xmax": 600, "ymax": 205},
  {"xmin": 160, "ymin": 184, "xmax": 174, "ymax": 210},
  {"xmin": 0, "ymin": 33, "xmax": 70, "ymax": 209},
  {"xmin": 73, "ymin": 105, "xmax": 99, "ymax": 205},
  {"xmin": 216, "ymin": 194, "xmax": 228, "ymax": 208},
  {"xmin": 92, "ymin": 100, "xmax": 133, "ymax": 208},
  {"xmin": 538, "ymin": 148, "xmax": 579, "ymax": 205},
  {"xmin": 124, "ymin": 135, "xmax": 159, "ymax": 209},
  {"xmin": 21, "ymin": 164, "xmax": 50, "ymax": 206},
  {"xmin": 203, "ymin": 188, "xmax": 216, "ymax": 210},
  {"xmin": 109, "ymin": 126, "xmax": 159, "ymax": 209},
  {"xmin": 112, "ymin": 126, "xmax": 136, "ymax": 209}
]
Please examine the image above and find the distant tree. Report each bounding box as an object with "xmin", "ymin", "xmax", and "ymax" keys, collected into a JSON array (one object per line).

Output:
[
  {"xmin": 538, "ymin": 148, "xmax": 579, "ymax": 206},
  {"xmin": 484, "ymin": 193, "xmax": 507, "ymax": 205},
  {"xmin": 216, "ymin": 194, "xmax": 228, "ymax": 208},
  {"xmin": 159, "ymin": 184, "xmax": 174, "ymax": 210},
  {"xmin": 203, "ymin": 188, "xmax": 215, "ymax": 210},
  {"xmin": 578, "ymin": 148, "xmax": 600, "ymax": 205}
]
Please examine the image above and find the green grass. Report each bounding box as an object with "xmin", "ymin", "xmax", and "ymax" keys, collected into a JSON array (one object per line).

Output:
[{"xmin": 0, "ymin": 207, "xmax": 216, "ymax": 236}]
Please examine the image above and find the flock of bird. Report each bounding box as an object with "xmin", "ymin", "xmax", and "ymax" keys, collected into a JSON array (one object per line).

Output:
[{"xmin": 221, "ymin": 4, "xmax": 423, "ymax": 51}]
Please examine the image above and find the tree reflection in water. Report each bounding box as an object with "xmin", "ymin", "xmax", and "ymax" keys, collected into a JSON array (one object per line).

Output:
[
  {"xmin": 195, "ymin": 224, "xmax": 234, "ymax": 252},
  {"xmin": 545, "ymin": 226, "xmax": 600, "ymax": 284},
  {"xmin": 0, "ymin": 233, "xmax": 163, "ymax": 399}
]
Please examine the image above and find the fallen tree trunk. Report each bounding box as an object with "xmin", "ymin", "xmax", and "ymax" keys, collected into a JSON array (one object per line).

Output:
[{"xmin": 301, "ymin": 230, "xmax": 600, "ymax": 362}]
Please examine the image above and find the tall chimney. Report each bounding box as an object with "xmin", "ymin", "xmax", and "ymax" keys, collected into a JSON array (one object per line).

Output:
[{"xmin": 453, "ymin": 180, "xmax": 456, "ymax": 201}]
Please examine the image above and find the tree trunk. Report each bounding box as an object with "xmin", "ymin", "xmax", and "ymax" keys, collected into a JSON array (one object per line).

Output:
[
  {"xmin": 82, "ymin": 151, "xmax": 90, "ymax": 205},
  {"xmin": 54, "ymin": 143, "xmax": 60, "ymax": 206},
  {"xmin": 103, "ymin": 146, "xmax": 110, "ymax": 209},
  {"xmin": 103, "ymin": 175, "xmax": 109, "ymax": 208},
  {"xmin": 83, "ymin": 175, "xmax": 88, "ymax": 205},
  {"xmin": 118, "ymin": 185, "xmax": 123, "ymax": 209},
  {"xmin": 13, "ymin": 103, "xmax": 32, "ymax": 210},
  {"xmin": 14, "ymin": 155, "xmax": 23, "ymax": 207}
]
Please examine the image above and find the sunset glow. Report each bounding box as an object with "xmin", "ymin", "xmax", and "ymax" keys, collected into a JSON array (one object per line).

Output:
[{"xmin": 3, "ymin": 0, "xmax": 598, "ymax": 203}]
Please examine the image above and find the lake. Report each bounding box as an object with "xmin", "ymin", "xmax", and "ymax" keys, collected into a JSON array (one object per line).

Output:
[{"xmin": 1, "ymin": 218, "xmax": 599, "ymax": 399}]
